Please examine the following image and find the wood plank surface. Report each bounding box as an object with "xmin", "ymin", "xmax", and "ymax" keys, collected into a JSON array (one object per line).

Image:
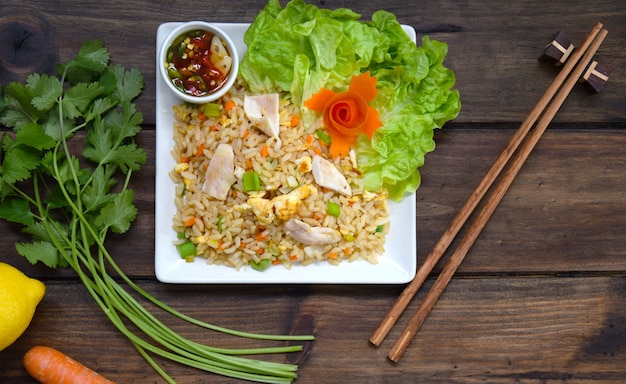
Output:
[
  {"xmin": 2, "ymin": 277, "xmax": 626, "ymax": 383},
  {"xmin": 1, "ymin": 0, "xmax": 624, "ymax": 125},
  {"xmin": 1, "ymin": 0, "xmax": 625, "ymax": 383}
]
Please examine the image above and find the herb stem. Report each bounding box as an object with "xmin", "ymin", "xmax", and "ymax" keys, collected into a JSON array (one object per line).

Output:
[{"xmin": 0, "ymin": 39, "xmax": 313, "ymax": 383}]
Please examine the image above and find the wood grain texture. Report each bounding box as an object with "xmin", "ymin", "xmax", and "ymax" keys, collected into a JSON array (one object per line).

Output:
[
  {"xmin": 1, "ymin": 278, "xmax": 625, "ymax": 383},
  {"xmin": 0, "ymin": 0, "xmax": 624, "ymax": 125},
  {"xmin": 1, "ymin": 0, "xmax": 625, "ymax": 382}
]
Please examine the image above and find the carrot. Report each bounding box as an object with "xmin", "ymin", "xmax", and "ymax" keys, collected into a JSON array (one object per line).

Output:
[
  {"xmin": 290, "ymin": 115, "xmax": 300, "ymax": 127},
  {"xmin": 272, "ymin": 258, "xmax": 281, "ymax": 265},
  {"xmin": 23, "ymin": 345, "xmax": 115, "ymax": 384},
  {"xmin": 255, "ymin": 232, "xmax": 268, "ymax": 242},
  {"xmin": 328, "ymin": 252, "xmax": 338, "ymax": 259},
  {"xmin": 210, "ymin": 124, "xmax": 219, "ymax": 132},
  {"xmin": 180, "ymin": 156, "xmax": 190, "ymax": 163},
  {"xmin": 260, "ymin": 144, "xmax": 269, "ymax": 157},
  {"xmin": 195, "ymin": 143, "xmax": 205, "ymax": 157},
  {"xmin": 289, "ymin": 255, "xmax": 298, "ymax": 261},
  {"xmin": 304, "ymin": 72, "xmax": 382, "ymax": 158},
  {"xmin": 305, "ymin": 134, "xmax": 314, "ymax": 145},
  {"xmin": 184, "ymin": 217, "xmax": 196, "ymax": 227},
  {"xmin": 224, "ymin": 100, "xmax": 236, "ymax": 112},
  {"xmin": 242, "ymin": 129, "xmax": 250, "ymax": 139}
]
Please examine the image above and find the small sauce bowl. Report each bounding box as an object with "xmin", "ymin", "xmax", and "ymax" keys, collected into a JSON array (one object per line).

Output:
[{"xmin": 158, "ymin": 21, "xmax": 238, "ymax": 104}]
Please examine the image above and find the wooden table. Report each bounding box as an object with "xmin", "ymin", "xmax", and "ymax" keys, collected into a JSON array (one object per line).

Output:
[{"xmin": 1, "ymin": 0, "xmax": 625, "ymax": 382}]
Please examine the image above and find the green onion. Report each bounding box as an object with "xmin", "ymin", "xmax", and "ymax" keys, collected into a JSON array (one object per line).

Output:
[
  {"xmin": 167, "ymin": 67, "xmax": 182, "ymax": 80},
  {"xmin": 217, "ymin": 215, "xmax": 224, "ymax": 232},
  {"xmin": 243, "ymin": 170, "xmax": 261, "ymax": 192},
  {"xmin": 326, "ymin": 201, "xmax": 341, "ymax": 217},
  {"xmin": 316, "ymin": 129, "xmax": 331, "ymax": 145},
  {"xmin": 375, "ymin": 224, "xmax": 385, "ymax": 233},
  {"xmin": 176, "ymin": 241, "xmax": 197, "ymax": 259},
  {"xmin": 203, "ymin": 102, "xmax": 221, "ymax": 117},
  {"xmin": 251, "ymin": 259, "xmax": 271, "ymax": 271}
]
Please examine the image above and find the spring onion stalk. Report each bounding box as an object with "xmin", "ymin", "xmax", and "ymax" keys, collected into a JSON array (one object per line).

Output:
[
  {"xmin": 0, "ymin": 39, "xmax": 314, "ymax": 384},
  {"xmin": 315, "ymin": 129, "xmax": 331, "ymax": 145},
  {"xmin": 243, "ymin": 170, "xmax": 261, "ymax": 191},
  {"xmin": 204, "ymin": 102, "xmax": 221, "ymax": 117},
  {"xmin": 176, "ymin": 240, "xmax": 197, "ymax": 258},
  {"xmin": 326, "ymin": 201, "xmax": 340, "ymax": 217}
]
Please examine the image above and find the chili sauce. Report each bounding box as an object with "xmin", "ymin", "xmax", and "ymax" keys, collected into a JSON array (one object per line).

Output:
[{"xmin": 165, "ymin": 29, "xmax": 233, "ymax": 97}]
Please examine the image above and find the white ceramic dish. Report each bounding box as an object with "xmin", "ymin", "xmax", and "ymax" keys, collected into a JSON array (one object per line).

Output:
[{"xmin": 155, "ymin": 22, "xmax": 417, "ymax": 284}]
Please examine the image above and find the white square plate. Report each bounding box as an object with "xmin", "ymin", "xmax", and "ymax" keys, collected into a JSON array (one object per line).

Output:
[{"xmin": 154, "ymin": 22, "xmax": 417, "ymax": 284}]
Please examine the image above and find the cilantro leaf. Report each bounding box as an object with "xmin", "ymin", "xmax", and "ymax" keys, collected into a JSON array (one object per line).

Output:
[
  {"xmin": 1, "ymin": 145, "xmax": 42, "ymax": 183},
  {"xmin": 84, "ymin": 95, "xmax": 118, "ymax": 123},
  {"xmin": 94, "ymin": 189, "xmax": 137, "ymax": 234},
  {"xmin": 103, "ymin": 102, "xmax": 143, "ymax": 140},
  {"xmin": 28, "ymin": 73, "xmax": 63, "ymax": 112},
  {"xmin": 106, "ymin": 143, "xmax": 146, "ymax": 172},
  {"xmin": 0, "ymin": 198, "xmax": 34, "ymax": 225},
  {"xmin": 1, "ymin": 82, "xmax": 43, "ymax": 127},
  {"xmin": 60, "ymin": 39, "xmax": 110, "ymax": 84},
  {"xmin": 105, "ymin": 64, "xmax": 144, "ymax": 105},
  {"xmin": 82, "ymin": 113, "xmax": 146, "ymax": 172},
  {"xmin": 15, "ymin": 122, "xmax": 56, "ymax": 150},
  {"xmin": 16, "ymin": 240, "xmax": 61, "ymax": 268},
  {"xmin": 41, "ymin": 109, "xmax": 76, "ymax": 141},
  {"xmin": 61, "ymin": 82, "xmax": 105, "ymax": 119},
  {"xmin": 82, "ymin": 165, "xmax": 117, "ymax": 213},
  {"xmin": 73, "ymin": 39, "xmax": 110, "ymax": 72}
]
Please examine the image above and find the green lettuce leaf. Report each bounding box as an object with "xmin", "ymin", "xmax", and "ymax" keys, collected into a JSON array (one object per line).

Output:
[{"xmin": 241, "ymin": 0, "xmax": 461, "ymax": 201}]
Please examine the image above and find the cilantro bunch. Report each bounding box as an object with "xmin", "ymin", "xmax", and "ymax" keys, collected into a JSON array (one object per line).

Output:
[
  {"xmin": 0, "ymin": 40, "xmax": 145, "ymax": 267},
  {"xmin": 0, "ymin": 40, "xmax": 312, "ymax": 383}
]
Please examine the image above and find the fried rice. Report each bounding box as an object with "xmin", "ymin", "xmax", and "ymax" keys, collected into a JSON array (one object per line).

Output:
[{"xmin": 169, "ymin": 78, "xmax": 389, "ymax": 270}]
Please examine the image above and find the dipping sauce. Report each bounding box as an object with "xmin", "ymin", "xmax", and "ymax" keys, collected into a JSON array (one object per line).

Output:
[{"xmin": 165, "ymin": 29, "xmax": 234, "ymax": 97}]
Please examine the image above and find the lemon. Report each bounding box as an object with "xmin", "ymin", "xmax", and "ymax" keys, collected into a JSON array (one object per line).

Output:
[{"xmin": 0, "ymin": 262, "xmax": 45, "ymax": 351}]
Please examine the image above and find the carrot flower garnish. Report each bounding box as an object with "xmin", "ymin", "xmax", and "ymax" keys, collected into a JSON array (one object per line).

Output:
[{"xmin": 304, "ymin": 72, "xmax": 382, "ymax": 158}]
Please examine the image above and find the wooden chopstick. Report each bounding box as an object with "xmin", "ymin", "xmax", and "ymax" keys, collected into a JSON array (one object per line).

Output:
[
  {"xmin": 369, "ymin": 22, "xmax": 604, "ymax": 349},
  {"xmin": 369, "ymin": 22, "xmax": 606, "ymax": 356},
  {"xmin": 386, "ymin": 26, "xmax": 607, "ymax": 363}
]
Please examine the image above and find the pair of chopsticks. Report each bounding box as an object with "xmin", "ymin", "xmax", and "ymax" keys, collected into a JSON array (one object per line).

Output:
[{"xmin": 370, "ymin": 22, "xmax": 608, "ymax": 363}]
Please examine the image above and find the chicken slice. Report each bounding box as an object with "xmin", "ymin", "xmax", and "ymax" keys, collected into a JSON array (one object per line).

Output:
[
  {"xmin": 272, "ymin": 185, "xmax": 317, "ymax": 220},
  {"xmin": 243, "ymin": 94, "xmax": 280, "ymax": 140},
  {"xmin": 284, "ymin": 219, "xmax": 341, "ymax": 245},
  {"xmin": 202, "ymin": 143, "xmax": 236, "ymax": 200},
  {"xmin": 311, "ymin": 155, "xmax": 351, "ymax": 196}
]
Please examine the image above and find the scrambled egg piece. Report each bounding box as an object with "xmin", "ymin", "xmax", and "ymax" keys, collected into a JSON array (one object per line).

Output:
[{"xmin": 234, "ymin": 185, "xmax": 318, "ymax": 225}]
